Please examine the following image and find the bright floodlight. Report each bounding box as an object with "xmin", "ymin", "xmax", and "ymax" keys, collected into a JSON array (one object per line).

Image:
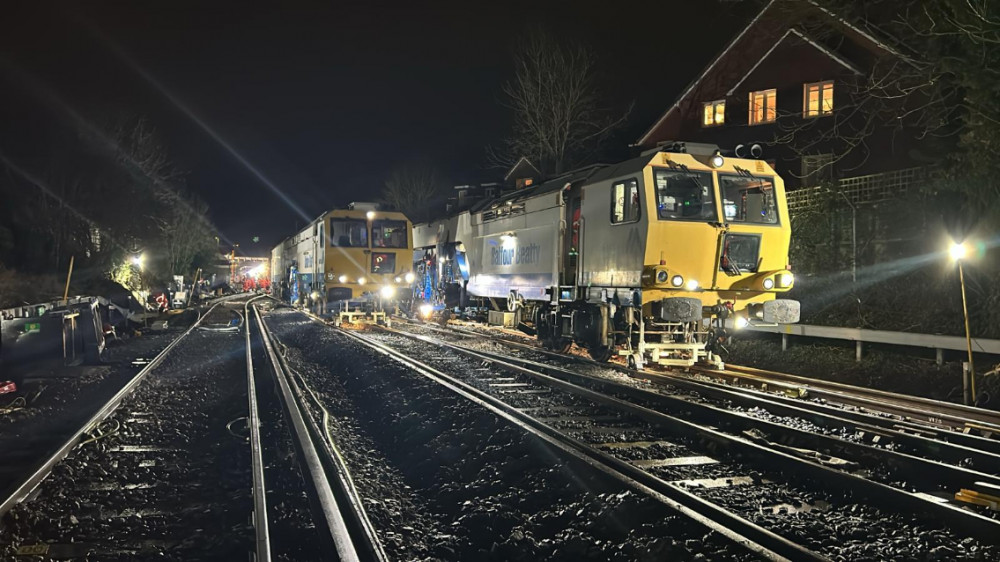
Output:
[
  {"xmin": 380, "ymin": 285, "xmax": 395, "ymax": 299},
  {"xmin": 419, "ymin": 303, "xmax": 433, "ymax": 317},
  {"xmin": 132, "ymin": 253, "xmax": 145, "ymax": 271},
  {"xmin": 950, "ymin": 242, "xmax": 968, "ymax": 261},
  {"xmin": 404, "ymin": 272, "xmax": 415, "ymax": 283},
  {"xmin": 366, "ymin": 211, "xmax": 375, "ymax": 220}
]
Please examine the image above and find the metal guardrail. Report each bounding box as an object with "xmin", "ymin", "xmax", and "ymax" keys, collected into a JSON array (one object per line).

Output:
[{"xmin": 730, "ymin": 321, "xmax": 1000, "ymax": 363}]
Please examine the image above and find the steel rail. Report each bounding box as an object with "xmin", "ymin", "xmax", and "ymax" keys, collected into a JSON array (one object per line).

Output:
[
  {"xmin": 412, "ymin": 321, "xmax": 1000, "ymax": 473},
  {"xmin": 410, "ymin": 329, "xmax": 1000, "ymax": 487},
  {"xmin": 377, "ymin": 325, "xmax": 1000, "ymax": 547},
  {"xmin": 333, "ymin": 326, "xmax": 823, "ymax": 562},
  {"xmin": 416, "ymin": 319, "xmax": 1000, "ymax": 455},
  {"xmin": 706, "ymin": 363, "xmax": 1000, "ymax": 432},
  {"xmin": 257, "ymin": 304, "xmax": 389, "ymax": 562},
  {"xmin": 436, "ymin": 320, "xmax": 1000, "ymax": 434},
  {"xmin": 251, "ymin": 304, "xmax": 383, "ymax": 562},
  {"xmin": 0, "ymin": 298, "xmax": 229, "ymax": 519},
  {"xmin": 244, "ymin": 296, "xmax": 271, "ymax": 562}
]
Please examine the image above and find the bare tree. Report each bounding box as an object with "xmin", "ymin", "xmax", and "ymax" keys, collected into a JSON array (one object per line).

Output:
[
  {"xmin": 156, "ymin": 195, "xmax": 217, "ymax": 277},
  {"xmin": 381, "ymin": 163, "xmax": 445, "ymax": 224},
  {"xmin": 491, "ymin": 30, "xmax": 632, "ymax": 176}
]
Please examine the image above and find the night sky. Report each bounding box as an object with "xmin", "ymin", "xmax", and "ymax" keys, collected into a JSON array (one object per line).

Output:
[{"xmin": 0, "ymin": 1, "xmax": 754, "ymax": 254}]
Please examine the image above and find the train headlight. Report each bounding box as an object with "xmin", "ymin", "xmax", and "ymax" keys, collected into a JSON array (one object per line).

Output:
[
  {"xmin": 778, "ymin": 272, "xmax": 794, "ymax": 288},
  {"xmin": 380, "ymin": 285, "xmax": 395, "ymax": 299},
  {"xmin": 357, "ymin": 277, "xmax": 366, "ymax": 285},
  {"xmin": 394, "ymin": 276, "xmax": 402, "ymax": 283},
  {"xmin": 685, "ymin": 279, "xmax": 699, "ymax": 291},
  {"xmin": 656, "ymin": 270, "xmax": 668, "ymax": 284},
  {"xmin": 762, "ymin": 277, "xmax": 775, "ymax": 290},
  {"xmin": 404, "ymin": 272, "xmax": 415, "ymax": 283},
  {"xmin": 338, "ymin": 275, "xmax": 348, "ymax": 284},
  {"xmin": 419, "ymin": 303, "xmax": 433, "ymax": 317},
  {"xmin": 735, "ymin": 316, "xmax": 749, "ymax": 329},
  {"xmin": 709, "ymin": 150, "xmax": 725, "ymax": 169},
  {"xmin": 670, "ymin": 275, "xmax": 684, "ymax": 287}
]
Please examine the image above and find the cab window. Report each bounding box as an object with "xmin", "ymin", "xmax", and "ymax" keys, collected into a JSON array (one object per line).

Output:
[
  {"xmin": 654, "ymin": 169, "xmax": 716, "ymax": 221},
  {"xmin": 330, "ymin": 219, "xmax": 368, "ymax": 247},
  {"xmin": 372, "ymin": 219, "xmax": 407, "ymax": 248},
  {"xmin": 611, "ymin": 179, "xmax": 641, "ymax": 224},
  {"xmin": 719, "ymin": 175, "xmax": 779, "ymax": 224},
  {"xmin": 372, "ymin": 252, "xmax": 396, "ymax": 273}
]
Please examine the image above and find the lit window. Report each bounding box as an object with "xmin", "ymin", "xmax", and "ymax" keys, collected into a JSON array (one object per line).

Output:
[
  {"xmin": 702, "ymin": 100, "xmax": 725, "ymax": 126},
  {"xmin": 611, "ymin": 178, "xmax": 641, "ymax": 224},
  {"xmin": 748, "ymin": 89, "xmax": 777, "ymax": 125},
  {"xmin": 803, "ymin": 81, "xmax": 834, "ymax": 117}
]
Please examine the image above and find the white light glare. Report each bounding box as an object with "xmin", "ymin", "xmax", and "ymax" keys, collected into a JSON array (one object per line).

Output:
[
  {"xmin": 735, "ymin": 316, "xmax": 749, "ymax": 329},
  {"xmin": 132, "ymin": 253, "xmax": 145, "ymax": 270},
  {"xmin": 394, "ymin": 276, "xmax": 402, "ymax": 283},
  {"xmin": 685, "ymin": 279, "xmax": 699, "ymax": 291},
  {"xmin": 419, "ymin": 303, "xmax": 434, "ymax": 317},
  {"xmin": 501, "ymin": 233, "xmax": 516, "ymax": 249},
  {"xmin": 380, "ymin": 285, "xmax": 395, "ymax": 298},
  {"xmin": 404, "ymin": 272, "xmax": 415, "ymax": 283},
  {"xmin": 950, "ymin": 242, "xmax": 968, "ymax": 261},
  {"xmin": 366, "ymin": 211, "xmax": 375, "ymax": 220},
  {"xmin": 778, "ymin": 272, "xmax": 794, "ymax": 288},
  {"xmin": 670, "ymin": 275, "xmax": 684, "ymax": 287},
  {"xmin": 338, "ymin": 274, "xmax": 348, "ymax": 284},
  {"xmin": 357, "ymin": 277, "xmax": 366, "ymax": 285}
]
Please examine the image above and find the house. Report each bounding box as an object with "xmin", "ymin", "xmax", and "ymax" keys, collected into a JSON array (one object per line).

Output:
[
  {"xmin": 638, "ymin": 0, "xmax": 936, "ymax": 267},
  {"xmin": 638, "ymin": 0, "xmax": 926, "ymax": 194}
]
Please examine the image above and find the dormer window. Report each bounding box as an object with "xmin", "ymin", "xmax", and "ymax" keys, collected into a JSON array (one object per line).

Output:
[
  {"xmin": 803, "ymin": 81, "xmax": 834, "ymax": 117},
  {"xmin": 702, "ymin": 100, "xmax": 725, "ymax": 127},
  {"xmin": 749, "ymin": 89, "xmax": 777, "ymax": 125}
]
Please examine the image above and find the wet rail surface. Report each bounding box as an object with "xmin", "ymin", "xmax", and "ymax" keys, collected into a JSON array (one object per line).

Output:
[
  {"xmin": 262, "ymin": 306, "xmax": 761, "ymax": 561},
  {"xmin": 350, "ymin": 317, "xmax": 1000, "ymax": 561}
]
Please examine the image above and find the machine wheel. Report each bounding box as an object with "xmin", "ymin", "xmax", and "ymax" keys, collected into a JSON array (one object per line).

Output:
[
  {"xmin": 627, "ymin": 355, "xmax": 638, "ymax": 370},
  {"xmin": 588, "ymin": 346, "xmax": 614, "ymax": 362}
]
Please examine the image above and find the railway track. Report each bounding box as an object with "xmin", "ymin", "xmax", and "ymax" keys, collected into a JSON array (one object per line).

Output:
[
  {"xmin": 0, "ymin": 296, "xmax": 383, "ymax": 561},
  {"xmin": 420, "ymin": 319, "xmax": 1000, "ymax": 452},
  {"xmin": 329, "ymin": 316, "xmax": 1000, "ymax": 560}
]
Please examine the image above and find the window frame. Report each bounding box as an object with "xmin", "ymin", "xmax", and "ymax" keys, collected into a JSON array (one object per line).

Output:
[
  {"xmin": 329, "ymin": 218, "xmax": 369, "ymax": 248},
  {"xmin": 718, "ymin": 173, "xmax": 781, "ymax": 227},
  {"xmin": 651, "ymin": 167, "xmax": 718, "ymax": 223},
  {"xmin": 610, "ymin": 177, "xmax": 642, "ymax": 225},
  {"xmin": 701, "ymin": 99, "xmax": 726, "ymax": 127},
  {"xmin": 803, "ymin": 80, "xmax": 834, "ymax": 118},
  {"xmin": 748, "ymin": 88, "xmax": 777, "ymax": 125},
  {"xmin": 370, "ymin": 252, "xmax": 397, "ymax": 274},
  {"xmin": 371, "ymin": 218, "xmax": 408, "ymax": 249}
]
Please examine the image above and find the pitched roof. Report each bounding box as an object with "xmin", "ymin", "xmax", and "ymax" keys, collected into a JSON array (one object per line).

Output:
[{"xmin": 637, "ymin": 0, "xmax": 899, "ymax": 146}]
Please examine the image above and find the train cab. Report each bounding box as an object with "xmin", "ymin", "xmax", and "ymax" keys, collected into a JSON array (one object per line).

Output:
[{"xmin": 322, "ymin": 204, "xmax": 414, "ymax": 320}]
